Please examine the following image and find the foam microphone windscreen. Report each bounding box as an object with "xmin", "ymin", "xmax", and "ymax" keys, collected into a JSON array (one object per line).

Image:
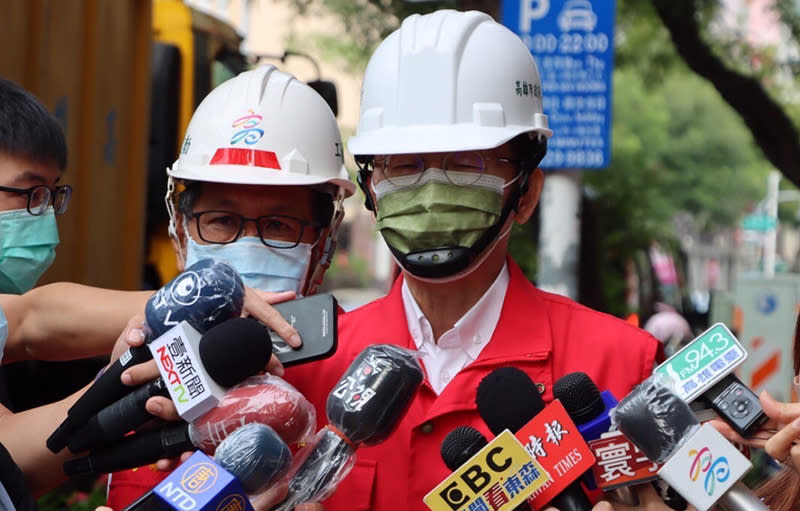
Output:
[
  {"xmin": 199, "ymin": 317, "xmax": 273, "ymax": 388},
  {"xmin": 552, "ymin": 372, "xmax": 605, "ymax": 425},
  {"xmin": 214, "ymin": 422, "xmax": 292, "ymax": 495},
  {"xmin": 440, "ymin": 426, "xmax": 488, "ymax": 471},
  {"xmin": 475, "ymin": 367, "xmax": 545, "ymax": 435},
  {"xmin": 613, "ymin": 376, "xmax": 700, "ymax": 463},
  {"xmin": 325, "ymin": 344, "xmax": 424, "ymax": 446},
  {"xmin": 145, "ymin": 258, "xmax": 245, "ymax": 338}
]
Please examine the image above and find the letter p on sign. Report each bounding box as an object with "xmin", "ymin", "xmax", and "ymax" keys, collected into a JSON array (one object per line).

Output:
[{"xmin": 521, "ymin": 0, "xmax": 550, "ymax": 32}]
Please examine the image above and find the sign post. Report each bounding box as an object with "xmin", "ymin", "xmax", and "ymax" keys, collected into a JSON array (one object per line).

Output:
[{"xmin": 501, "ymin": 0, "xmax": 616, "ymax": 298}]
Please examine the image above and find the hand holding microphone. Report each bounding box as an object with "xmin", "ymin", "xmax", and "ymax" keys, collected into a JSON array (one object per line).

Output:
[
  {"xmin": 613, "ymin": 374, "xmax": 769, "ymax": 511},
  {"xmin": 48, "ymin": 259, "xmax": 246, "ymax": 453},
  {"xmin": 63, "ymin": 372, "xmax": 315, "ymax": 476}
]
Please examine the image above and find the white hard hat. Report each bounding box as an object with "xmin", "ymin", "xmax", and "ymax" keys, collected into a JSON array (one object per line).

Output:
[
  {"xmin": 348, "ymin": 10, "xmax": 552, "ymax": 156},
  {"xmin": 165, "ymin": 65, "xmax": 355, "ymax": 294},
  {"xmin": 168, "ymin": 64, "xmax": 355, "ymax": 195}
]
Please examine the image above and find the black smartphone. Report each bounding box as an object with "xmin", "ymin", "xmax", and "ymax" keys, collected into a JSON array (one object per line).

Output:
[
  {"xmin": 268, "ymin": 293, "xmax": 338, "ymax": 367},
  {"xmin": 702, "ymin": 373, "xmax": 767, "ymax": 438}
]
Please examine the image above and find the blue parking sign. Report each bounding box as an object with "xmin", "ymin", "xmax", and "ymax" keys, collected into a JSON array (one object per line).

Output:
[{"xmin": 502, "ymin": 0, "xmax": 616, "ymax": 169}]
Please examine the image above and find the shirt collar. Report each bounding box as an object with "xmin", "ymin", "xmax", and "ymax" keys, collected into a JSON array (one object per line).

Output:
[{"xmin": 401, "ymin": 262, "xmax": 510, "ymax": 357}]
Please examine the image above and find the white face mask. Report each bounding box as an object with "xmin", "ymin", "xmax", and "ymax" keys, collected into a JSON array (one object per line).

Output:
[{"xmin": 184, "ymin": 234, "xmax": 313, "ymax": 295}]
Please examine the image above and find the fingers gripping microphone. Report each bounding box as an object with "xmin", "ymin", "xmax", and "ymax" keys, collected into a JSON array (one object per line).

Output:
[
  {"xmin": 62, "ymin": 375, "xmax": 314, "ymax": 477},
  {"xmin": 273, "ymin": 344, "xmax": 424, "ymax": 511},
  {"xmin": 63, "ymin": 324, "xmax": 299, "ymax": 478},
  {"xmin": 476, "ymin": 368, "xmax": 593, "ymax": 511},
  {"xmin": 613, "ymin": 376, "xmax": 769, "ymax": 511},
  {"xmin": 123, "ymin": 422, "xmax": 292, "ymax": 511},
  {"xmin": 66, "ymin": 317, "xmax": 273, "ymax": 452},
  {"xmin": 47, "ymin": 259, "xmax": 245, "ymax": 453}
]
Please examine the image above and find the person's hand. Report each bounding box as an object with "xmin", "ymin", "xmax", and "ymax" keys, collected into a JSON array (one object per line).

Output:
[
  {"xmin": 543, "ymin": 484, "xmax": 677, "ymax": 511},
  {"xmin": 242, "ymin": 287, "xmax": 303, "ymax": 377},
  {"xmin": 250, "ymin": 482, "xmax": 323, "ymax": 511},
  {"xmin": 710, "ymin": 390, "xmax": 800, "ymax": 460}
]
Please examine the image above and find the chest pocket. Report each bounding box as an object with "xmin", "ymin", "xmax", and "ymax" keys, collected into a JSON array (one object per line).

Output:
[{"xmin": 322, "ymin": 457, "xmax": 377, "ymax": 510}]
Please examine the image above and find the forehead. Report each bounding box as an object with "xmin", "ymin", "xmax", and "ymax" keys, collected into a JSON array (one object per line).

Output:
[
  {"xmin": 193, "ymin": 182, "xmax": 316, "ymax": 218},
  {"xmin": 0, "ymin": 152, "xmax": 60, "ymax": 187}
]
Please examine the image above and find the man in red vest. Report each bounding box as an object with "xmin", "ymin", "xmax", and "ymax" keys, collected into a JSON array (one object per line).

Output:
[{"xmin": 283, "ymin": 9, "xmax": 661, "ymax": 511}]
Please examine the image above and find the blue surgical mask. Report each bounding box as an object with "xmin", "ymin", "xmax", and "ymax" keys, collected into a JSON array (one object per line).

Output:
[
  {"xmin": 185, "ymin": 235, "xmax": 313, "ymax": 295},
  {"xmin": 0, "ymin": 207, "xmax": 59, "ymax": 294}
]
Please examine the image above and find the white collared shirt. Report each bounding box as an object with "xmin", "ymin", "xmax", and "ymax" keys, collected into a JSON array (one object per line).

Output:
[{"xmin": 402, "ymin": 263, "xmax": 510, "ymax": 395}]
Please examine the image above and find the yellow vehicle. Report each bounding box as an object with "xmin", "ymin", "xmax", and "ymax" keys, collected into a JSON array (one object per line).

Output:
[{"xmin": 146, "ymin": 0, "xmax": 248, "ymax": 287}]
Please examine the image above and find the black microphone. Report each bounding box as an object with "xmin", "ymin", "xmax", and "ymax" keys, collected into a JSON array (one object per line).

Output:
[
  {"xmin": 63, "ymin": 318, "xmax": 274, "ymax": 477},
  {"xmin": 123, "ymin": 422, "xmax": 292, "ymax": 511},
  {"xmin": 440, "ymin": 426, "xmax": 488, "ymax": 470},
  {"xmin": 273, "ymin": 344, "xmax": 424, "ymax": 511},
  {"xmin": 554, "ymin": 372, "xmax": 687, "ymax": 510},
  {"xmin": 476, "ymin": 367, "xmax": 592, "ymax": 511},
  {"xmin": 66, "ymin": 317, "xmax": 273, "ymax": 452},
  {"xmin": 47, "ymin": 258, "xmax": 245, "ymax": 453}
]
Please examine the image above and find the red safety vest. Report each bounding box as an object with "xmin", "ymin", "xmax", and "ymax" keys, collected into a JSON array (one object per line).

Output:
[{"xmin": 282, "ymin": 259, "xmax": 660, "ymax": 511}]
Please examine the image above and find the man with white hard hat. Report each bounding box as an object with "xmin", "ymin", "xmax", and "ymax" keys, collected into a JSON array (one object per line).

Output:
[{"xmin": 284, "ymin": 10, "xmax": 661, "ymax": 511}]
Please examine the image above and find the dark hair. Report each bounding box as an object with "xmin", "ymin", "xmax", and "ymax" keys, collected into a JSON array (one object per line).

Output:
[
  {"xmin": 0, "ymin": 78, "xmax": 67, "ymax": 171},
  {"xmin": 177, "ymin": 181, "xmax": 335, "ymax": 227}
]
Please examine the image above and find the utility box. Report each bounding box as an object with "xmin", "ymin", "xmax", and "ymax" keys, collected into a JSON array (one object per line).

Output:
[{"xmin": 732, "ymin": 275, "xmax": 800, "ymax": 402}]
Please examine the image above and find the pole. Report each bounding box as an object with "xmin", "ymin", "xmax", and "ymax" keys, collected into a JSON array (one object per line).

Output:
[
  {"xmin": 537, "ymin": 170, "xmax": 582, "ymax": 299},
  {"xmin": 763, "ymin": 171, "xmax": 780, "ymax": 278}
]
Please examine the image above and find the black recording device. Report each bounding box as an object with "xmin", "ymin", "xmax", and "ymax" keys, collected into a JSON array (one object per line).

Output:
[
  {"xmin": 701, "ymin": 373, "xmax": 767, "ymax": 438},
  {"xmin": 268, "ymin": 293, "xmax": 338, "ymax": 367}
]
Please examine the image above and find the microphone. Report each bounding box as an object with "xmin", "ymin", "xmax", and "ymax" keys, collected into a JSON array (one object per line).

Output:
[
  {"xmin": 475, "ymin": 367, "xmax": 593, "ymax": 511},
  {"xmin": 63, "ymin": 374, "xmax": 315, "ymax": 477},
  {"xmin": 554, "ymin": 372, "xmax": 675, "ymax": 508},
  {"xmin": 123, "ymin": 422, "xmax": 292, "ymax": 511},
  {"xmin": 432, "ymin": 425, "xmax": 550, "ymax": 511},
  {"xmin": 47, "ymin": 258, "xmax": 245, "ymax": 453},
  {"xmin": 272, "ymin": 344, "xmax": 424, "ymax": 511},
  {"xmin": 553, "ymin": 372, "xmax": 617, "ymax": 443},
  {"xmin": 613, "ymin": 375, "xmax": 768, "ymax": 511},
  {"xmin": 66, "ymin": 317, "xmax": 273, "ymax": 452},
  {"xmin": 440, "ymin": 426, "xmax": 488, "ymax": 470}
]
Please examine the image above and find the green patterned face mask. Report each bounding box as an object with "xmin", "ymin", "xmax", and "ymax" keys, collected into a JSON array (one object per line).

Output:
[{"xmin": 373, "ymin": 168, "xmax": 505, "ymax": 255}]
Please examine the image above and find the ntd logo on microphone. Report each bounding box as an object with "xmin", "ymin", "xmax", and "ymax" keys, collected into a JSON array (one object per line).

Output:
[
  {"xmin": 154, "ymin": 451, "xmax": 253, "ymax": 511},
  {"xmin": 424, "ymin": 430, "xmax": 550, "ymax": 511},
  {"xmin": 658, "ymin": 423, "xmax": 751, "ymax": 511},
  {"xmin": 149, "ymin": 321, "xmax": 227, "ymax": 422}
]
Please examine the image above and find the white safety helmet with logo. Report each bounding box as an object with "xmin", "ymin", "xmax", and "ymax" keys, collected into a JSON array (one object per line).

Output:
[
  {"xmin": 166, "ymin": 64, "xmax": 356, "ymax": 294},
  {"xmin": 349, "ymin": 10, "xmax": 551, "ymax": 279}
]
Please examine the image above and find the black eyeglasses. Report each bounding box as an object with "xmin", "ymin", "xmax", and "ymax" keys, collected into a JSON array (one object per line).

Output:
[
  {"xmin": 191, "ymin": 211, "xmax": 322, "ymax": 248},
  {"xmin": 0, "ymin": 184, "xmax": 72, "ymax": 215}
]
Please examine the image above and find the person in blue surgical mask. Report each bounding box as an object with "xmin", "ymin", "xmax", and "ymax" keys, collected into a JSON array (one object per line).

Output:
[
  {"xmin": 163, "ymin": 64, "xmax": 355, "ymax": 299},
  {"xmin": 106, "ymin": 65, "xmax": 354, "ymax": 510}
]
